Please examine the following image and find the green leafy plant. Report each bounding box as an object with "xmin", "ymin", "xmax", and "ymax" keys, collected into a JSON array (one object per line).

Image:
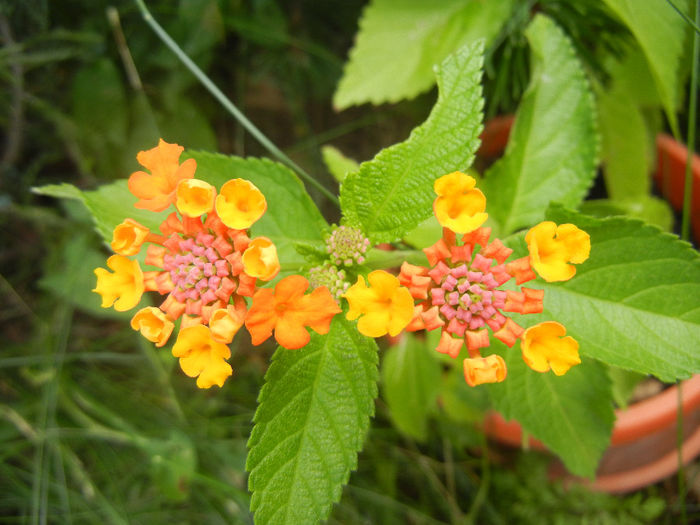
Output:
[{"xmin": 18, "ymin": 1, "xmax": 700, "ymax": 523}]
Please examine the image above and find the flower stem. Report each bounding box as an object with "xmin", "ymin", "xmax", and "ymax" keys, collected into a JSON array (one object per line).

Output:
[{"xmin": 131, "ymin": 0, "xmax": 340, "ymax": 207}]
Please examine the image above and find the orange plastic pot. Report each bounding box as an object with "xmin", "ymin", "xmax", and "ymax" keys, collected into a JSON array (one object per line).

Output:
[{"xmin": 483, "ymin": 375, "xmax": 700, "ymax": 493}]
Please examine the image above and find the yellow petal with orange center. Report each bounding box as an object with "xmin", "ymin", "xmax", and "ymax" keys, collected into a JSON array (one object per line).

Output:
[
  {"xmin": 93, "ymin": 255, "xmax": 144, "ymax": 311},
  {"xmin": 433, "ymin": 171, "xmax": 488, "ymax": 234},
  {"xmin": 242, "ymin": 237, "xmax": 280, "ymax": 281},
  {"xmin": 111, "ymin": 219, "xmax": 150, "ymax": 256},
  {"xmin": 215, "ymin": 178, "xmax": 267, "ymax": 229},
  {"xmin": 521, "ymin": 321, "xmax": 580, "ymax": 375},
  {"xmin": 130, "ymin": 307, "xmax": 174, "ymax": 347},
  {"xmin": 172, "ymin": 325, "xmax": 232, "ymax": 388},
  {"xmin": 343, "ymin": 270, "xmax": 413, "ymax": 337},
  {"xmin": 176, "ymin": 178, "xmax": 216, "ymax": 218},
  {"xmin": 526, "ymin": 222, "xmax": 591, "ymax": 282},
  {"xmin": 463, "ymin": 355, "xmax": 507, "ymax": 386}
]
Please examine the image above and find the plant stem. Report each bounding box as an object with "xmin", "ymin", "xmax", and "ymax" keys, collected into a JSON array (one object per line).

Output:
[
  {"xmin": 131, "ymin": 0, "xmax": 340, "ymax": 207},
  {"xmin": 667, "ymin": 0, "xmax": 700, "ymax": 36},
  {"xmin": 681, "ymin": 0, "xmax": 699, "ymax": 242}
]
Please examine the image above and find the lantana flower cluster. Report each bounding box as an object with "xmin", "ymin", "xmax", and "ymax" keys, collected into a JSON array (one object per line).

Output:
[
  {"xmin": 94, "ymin": 140, "xmax": 340, "ymax": 388},
  {"xmin": 343, "ymin": 171, "xmax": 590, "ymax": 387}
]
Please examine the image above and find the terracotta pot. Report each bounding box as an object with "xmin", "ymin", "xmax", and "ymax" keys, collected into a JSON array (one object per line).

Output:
[
  {"xmin": 654, "ymin": 133, "xmax": 700, "ymax": 245},
  {"xmin": 476, "ymin": 117, "xmax": 700, "ymax": 492},
  {"xmin": 483, "ymin": 375, "xmax": 700, "ymax": 493}
]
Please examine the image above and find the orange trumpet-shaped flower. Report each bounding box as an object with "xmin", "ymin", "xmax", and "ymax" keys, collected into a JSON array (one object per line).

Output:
[
  {"xmin": 215, "ymin": 178, "xmax": 267, "ymax": 230},
  {"xmin": 172, "ymin": 325, "xmax": 232, "ymax": 388},
  {"xmin": 242, "ymin": 237, "xmax": 280, "ymax": 281},
  {"xmin": 209, "ymin": 300, "xmax": 246, "ymax": 344},
  {"xmin": 245, "ymin": 275, "xmax": 341, "ymax": 349},
  {"xmin": 128, "ymin": 139, "xmax": 197, "ymax": 212},
  {"xmin": 176, "ymin": 178, "xmax": 216, "ymax": 218},
  {"xmin": 130, "ymin": 307, "xmax": 174, "ymax": 347},
  {"xmin": 93, "ymin": 255, "xmax": 144, "ymax": 311},
  {"xmin": 433, "ymin": 171, "xmax": 488, "ymax": 234},
  {"xmin": 111, "ymin": 219, "xmax": 150, "ymax": 256},
  {"xmin": 521, "ymin": 321, "xmax": 581, "ymax": 375},
  {"xmin": 463, "ymin": 354, "xmax": 507, "ymax": 386},
  {"xmin": 525, "ymin": 221, "xmax": 590, "ymax": 282},
  {"xmin": 344, "ymin": 270, "xmax": 414, "ymax": 338}
]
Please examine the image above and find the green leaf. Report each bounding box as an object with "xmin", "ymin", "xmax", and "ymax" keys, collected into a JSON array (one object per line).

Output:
[
  {"xmin": 601, "ymin": 0, "xmax": 689, "ymax": 136},
  {"xmin": 579, "ymin": 196, "xmax": 674, "ymax": 232},
  {"xmin": 597, "ymin": 86, "xmax": 650, "ymax": 200},
  {"xmin": 185, "ymin": 153, "xmax": 328, "ymax": 269},
  {"xmin": 340, "ymin": 41, "xmax": 484, "ymax": 243},
  {"xmin": 247, "ymin": 317, "xmax": 378, "ymax": 524},
  {"xmin": 543, "ymin": 205, "xmax": 700, "ymax": 382},
  {"xmin": 488, "ymin": 350, "xmax": 614, "ymax": 478},
  {"xmin": 321, "ymin": 145, "xmax": 359, "ymax": 184},
  {"xmin": 33, "ymin": 182, "xmax": 169, "ymax": 242},
  {"xmin": 333, "ymin": 0, "xmax": 515, "ymax": 108},
  {"xmin": 481, "ymin": 15, "xmax": 597, "ymax": 236},
  {"xmin": 381, "ymin": 333, "xmax": 441, "ymax": 441}
]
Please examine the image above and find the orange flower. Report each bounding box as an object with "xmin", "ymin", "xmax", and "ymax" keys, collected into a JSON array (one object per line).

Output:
[
  {"xmin": 130, "ymin": 307, "xmax": 174, "ymax": 347},
  {"xmin": 521, "ymin": 321, "xmax": 581, "ymax": 375},
  {"xmin": 209, "ymin": 299, "xmax": 246, "ymax": 344},
  {"xmin": 526, "ymin": 221, "xmax": 590, "ymax": 282},
  {"xmin": 344, "ymin": 270, "xmax": 414, "ymax": 337},
  {"xmin": 172, "ymin": 325, "xmax": 232, "ymax": 388},
  {"xmin": 128, "ymin": 139, "xmax": 196, "ymax": 212},
  {"xmin": 242, "ymin": 237, "xmax": 280, "ymax": 281},
  {"xmin": 175, "ymin": 178, "xmax": 216, "ymax": 218},
  {"xmin": 93, "ymin": 255, "xmax": 144, "ymax": 311},
  {"xmin": 111, "ymin": 219, "xmax": 150, "ymax": 256},
  {"xmin": 245, "ymin": 275, "xmax": 341, "ymax": 349},
  {"xmin": 215, "ymin": 178, "xmax": 267, "ymax": 230},
  {"xmin": 463, "ymin": 354, "xmax": 507, "ymax": 386},
  {"xmin": 433, "ymin": 171, "xmax": 488, "ymax": 234}
]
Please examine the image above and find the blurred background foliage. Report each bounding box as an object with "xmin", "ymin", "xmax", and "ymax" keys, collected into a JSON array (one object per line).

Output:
[{"xmin": 0, "ymin": 0, "xmax": 695, "ymax": 523}]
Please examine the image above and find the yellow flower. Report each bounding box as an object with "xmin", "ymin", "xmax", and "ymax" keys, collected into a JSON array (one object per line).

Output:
[
  {"xmin": 93, "ymin": 255, "xmax": 144, "ymax": 311},
  {"xmin": 111, "ymin": 219, "xmax": 150, "ymax": 256},
  {"xmin": 172, "ymin": 325, "xmax": 232, "ymax": 388},
  {"xmin": 344, "ymin": 270, "xmax": 413, "ymax": 337},
  {"xmin": 176, "ymin": 178, "xmax": 216, "ymax": 218},
  {"xmin": 526, "ymin": 221, "xmax": 590, "ymax": 282},
  {"xmin": 242, "ymin": 237, "xmax": 280, "ymax": 281},
  {"xmin": 433, "ymin": 171, "xmax": 487, "ymax": 234},
  {"xmin": 215, "ymin": 178, "xmax": 267, "ymax": 229},
  {"xmin": 463, "ymin": 354, "xmax": 507, "ymax": 386},
  {"xmin": 521, "ymin": 321, "xmax": 581, "ymax": 375},
  {"xmin": 130, "ymin": 307, "xmax": 174, "ymax": 347}
]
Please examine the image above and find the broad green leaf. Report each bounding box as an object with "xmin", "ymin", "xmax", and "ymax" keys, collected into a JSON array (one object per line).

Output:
[
  {"xmin": 607, "ymin": 366, "xmax": 646, "ymax": 409},
  {"xmin": 334, "ymin": 0, "xmax": 515, "ymax": 108},
  {"xmin": 38, "ymin": 232, "xmax": 130, "ymax": 319},
  {"xmin": 321, "ymin": 145, "xmax": 360, "ymax": 184},
  {"xmin": 542, "ymin": 205, "xmax": 700, "ymax": 382},
  {"xmin": 247, "ymin": 317, "xmax": 378, "ymax": 524},
  {"xmin": 481, "ymin": 15, "xmax": 597, "ymax": 236},
  {"xmin": 579, "ymin": 196, "xmax": 674, "ymax": 232},
  {"xmin": 340, "ymin": 41, "xmax": 484, "ymax": 243},
  {"xmin": 597, "ymin": 86, "xmax": 650, "ymax": 200},
  {"xmin": 601, "ymin": 0, "xmax": 689, "ymax": 136},
  {"xmin": 381, "ymin": 333, "xmax": 441, "ymax": 441},
  {"xmin": 487, "ymin": 351, "xmax": 614, "ymax": 478},
  {"xmin": 185, "ymin": 153, "xmax": 328, "ymax": 269},
  {"xmin": 33, "ymin": 182, "xmax": 169, "ymax": 242}
]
